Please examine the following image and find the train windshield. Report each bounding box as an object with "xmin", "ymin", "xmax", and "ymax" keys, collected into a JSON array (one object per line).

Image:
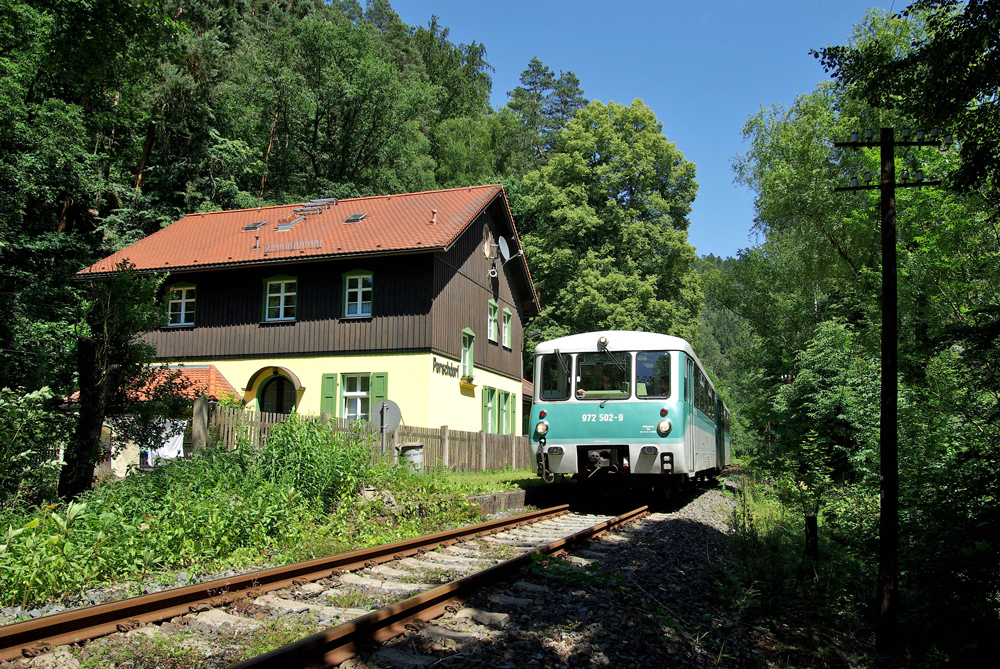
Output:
[
  {"xmin": 538, "ymin": 352, "xmax": 572, "ymax": 400},
  {"xmin": 636, "ymin": 351, "xmax": 671, "ymax": 399},
  {"xmin": 575, "ymin": 352, "xmax": 631, "ymax": 400}
]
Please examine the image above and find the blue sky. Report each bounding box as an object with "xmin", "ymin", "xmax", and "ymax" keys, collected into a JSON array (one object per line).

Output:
[{"xmin": 393, "ymin": 0, "xmax": 898, "ymax": 259}]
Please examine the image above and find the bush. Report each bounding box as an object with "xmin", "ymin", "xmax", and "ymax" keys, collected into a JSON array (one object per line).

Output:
[
  {"xmin": 254, "ymin": 416, "xmax": 382, "ymax": 506},
  {"xmin": 0, "ymin": 387, "xmax": 71, "ymax": 508}
]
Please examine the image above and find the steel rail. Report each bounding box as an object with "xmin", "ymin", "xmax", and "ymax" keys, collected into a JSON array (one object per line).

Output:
[
  {"xmin": 0, "ymin": 505, "xmax": 571, "ymax": 661},
  {"xmin": 232, "ymin": 505, "xmax": 649, "ymax": 668}
]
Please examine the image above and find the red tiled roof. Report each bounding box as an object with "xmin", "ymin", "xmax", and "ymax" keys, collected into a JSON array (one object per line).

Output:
[
  {"xmin": 172, "ymin": 365, "xmax": 238, "ymax": 401},
  {"xmin": 79, "ymin": 185, "xmax": 510, "ymax": 275},
  {"xmin": 66, "ymin": 365, "xmax": 237, "ymax": 403}
]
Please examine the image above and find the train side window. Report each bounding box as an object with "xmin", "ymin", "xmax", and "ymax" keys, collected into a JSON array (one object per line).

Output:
[
  {"xmin": 636, "ymin": 351, "xmax": 670, "ymax": 399},
  {"xmin": 538, "ymin": 353, "xmax": 571, "ymax": 400}
]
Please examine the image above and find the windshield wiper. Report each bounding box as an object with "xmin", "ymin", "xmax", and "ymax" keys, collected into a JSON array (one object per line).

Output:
[
  {"xmin": 553, "ymin": 349, "xmax": 571, "ymax": 379},
  {"xmin": 602, "ymin": 347, "xmax": 628, "ymax": 375}
]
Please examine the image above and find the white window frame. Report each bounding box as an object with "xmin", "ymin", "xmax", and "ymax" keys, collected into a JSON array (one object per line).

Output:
[
  {"xmin": 484, "ymin": 386, "xmax": 495, "ymax": 431},
  {"xmin": 488, "ymin": 300, "xmax": 498, "ymax": 342},
  {"xmin": 461, "ymin": 328, "xmax": 475, "ymax": 379},
  {"xmin": 342, "ymin": 374, "xmax": 371, "ymax": 421},
  {"xmin": 265, "ymin": 279, "xmax": 296, "ymax": 321},
  {"xmin": 167, "ymin": 286, "xmax": 196, "ymax": 326},
  {"xmin": 344, "ymin": 272, "xmax": 373, "ymax": 318},
  {"xmin": 502, "ymin": 308, "xmax": 512, "ymax": 348}
]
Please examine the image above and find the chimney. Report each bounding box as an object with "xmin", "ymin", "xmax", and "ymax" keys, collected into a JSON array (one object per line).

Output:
[{"xmin": 429, "ymin": 209, "xmax": 438, "ymax": 225}]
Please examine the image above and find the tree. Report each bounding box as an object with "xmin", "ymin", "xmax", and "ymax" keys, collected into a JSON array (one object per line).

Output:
[
  {"xmin": 518, "ymin": 99, "xmax": 701, "ymax": 343},
  {"xmin": 719, "ymin": 9, "xmax": 1000, "ymax": 661},
  {"xmin": 506, "ymin": 57, "xmax": 588, "ymax": 160},
  {"xmin": 59, "ymin": 262, "xmax": 187, "ymax": 500},
  {"xmin": 817, "ymin": 0, "xmax": 1000, "ymax": 196}
]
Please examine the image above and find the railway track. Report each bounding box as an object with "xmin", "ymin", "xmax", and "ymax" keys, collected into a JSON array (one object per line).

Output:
[{"xmin": 0, "ymin": 504, "xmax": 649, "ymax": 667}]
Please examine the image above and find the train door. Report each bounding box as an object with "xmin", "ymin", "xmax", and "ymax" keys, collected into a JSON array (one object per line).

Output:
[{"xmin": 685, "ymin": 355, "xmax": 695, "ymax": 475}]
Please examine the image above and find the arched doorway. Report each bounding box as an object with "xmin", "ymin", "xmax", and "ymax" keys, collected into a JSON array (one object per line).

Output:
[{"xmin": 258, "ymin": 375, "xmax": 296, "ymax": 414}]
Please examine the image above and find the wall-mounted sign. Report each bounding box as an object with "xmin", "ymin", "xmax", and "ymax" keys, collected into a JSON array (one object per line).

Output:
[{"xmin": 433, "ymin": 356, "xmax": 459, "ymax": 378}]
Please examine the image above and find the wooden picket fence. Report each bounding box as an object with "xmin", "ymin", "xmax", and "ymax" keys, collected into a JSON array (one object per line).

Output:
[{"xmin": 210, "ymin": 406, "xmax": 532, "ymax": 472}]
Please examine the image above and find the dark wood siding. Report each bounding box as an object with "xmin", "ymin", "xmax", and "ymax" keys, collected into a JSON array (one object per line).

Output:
[
  {"xmin": 430, "ymin": 202, "xmax": 524, "ymax": 380},
  {"xmin": 148, "ymin": 255, "xmax": 434, "ymax": 360}
]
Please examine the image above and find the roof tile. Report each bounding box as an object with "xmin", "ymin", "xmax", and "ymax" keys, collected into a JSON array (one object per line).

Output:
[{"xmin": 79, "ymin": 185, "xmax": 505, "ymax": 275}]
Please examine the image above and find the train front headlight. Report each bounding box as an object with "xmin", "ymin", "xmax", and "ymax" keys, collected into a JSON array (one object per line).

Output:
[
  {"xmin": 547, "ymin": 446, "xmax": 564, "ymax": 455},
  {"xmin": 535, "ymin": 421, "xmax": 549, "ymax": 436},
  {"xmin": 657, "ymin": 419, "xmax": 672, "ymax": 436},
  {"xmin": 640, "ymin": 446, "xmax": 658, "ymax": 456}
]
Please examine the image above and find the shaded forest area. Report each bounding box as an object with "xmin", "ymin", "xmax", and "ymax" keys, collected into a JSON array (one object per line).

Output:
[
  {"xmin": 699, "ymin": 3, "xmax": 1000, "ymax": 666},
  {"xmin": 2, "ymin": 0, "xmax": 998, "ymax": 665}
]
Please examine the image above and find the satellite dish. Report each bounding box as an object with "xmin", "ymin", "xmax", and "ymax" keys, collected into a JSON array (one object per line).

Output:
[
  {"xmin": 498, "ymin": 236, "xmax": 510, "ymax": 262},
  {"xmin": 372, "ymin": 400, "xmax": 402, "ymax": 433}
]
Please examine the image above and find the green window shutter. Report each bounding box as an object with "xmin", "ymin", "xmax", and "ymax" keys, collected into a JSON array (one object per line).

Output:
[
  {"xmin": 371, "ymin": 372, "xmax": 388, "ymax": 404},
  {"xmin": 491, "ymin": 388, "xmax": 499, "ymax": 433},
  {"xmin": 510, "ymin": 393, "xmax": 517, "ymax": 434},
  {"xmin": 499, "ymin": 390, "xmax": 510, "ymax": 434},
  {"xmin": 320, "ymin": 374, "xmax": 339, "ymax": 417},
  {"xmin": 481, "ymin": 387, "xmax": 489, "ymax": 431}
]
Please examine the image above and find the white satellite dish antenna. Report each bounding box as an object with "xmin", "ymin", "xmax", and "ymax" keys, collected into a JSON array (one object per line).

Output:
[{"xmin": 498, "ymin": 236, "xmax": 510, "ymax": 262}]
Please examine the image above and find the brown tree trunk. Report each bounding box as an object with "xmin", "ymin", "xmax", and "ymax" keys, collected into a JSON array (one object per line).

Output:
[
  {"xmin": 134, "ymin": 121, "xmax": 156, "ymax": 191},
  {"xmin": 805, "ymin": 514, "xmax": 819, "ymax": 563},
  {"xmin": 259, "ymin": 108, "xmax": 280, "ymax": 198},
  {"xmin": 58, "ymin": 338, "xmax": 121, "ymax": 500}
]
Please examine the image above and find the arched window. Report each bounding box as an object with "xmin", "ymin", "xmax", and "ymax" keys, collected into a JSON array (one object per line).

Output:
[{"xmin": 259, "ymin": 376, "xmax": 296, "ymax": 414}]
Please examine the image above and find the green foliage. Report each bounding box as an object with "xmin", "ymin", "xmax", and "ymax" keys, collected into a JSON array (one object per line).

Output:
[
  {"xmin": 818, "ymin": 1, "xmax": 1000, "ymax": 198},
  {"xmin": 256, "ymin": 416, "xmax": 380, "ymax": 504},
  {"xmin": 724, "ymin": 471, "xmax": 874, "ymax": 630},
  {"xmin": 519, "ymin": 99, "xmax": 702, "ymax": 343},
  {"xmin": 0, "ymin": 387, "xmax": 70, "ymax": 507},
  {"xmin": 0, "ymin": 418, "xmax": 502, "ymax": 609}
]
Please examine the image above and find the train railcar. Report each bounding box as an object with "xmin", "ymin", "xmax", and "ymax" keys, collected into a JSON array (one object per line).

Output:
[{"xmin": 530, "ymin": 330, "xmax": 730, "ymax": 493}]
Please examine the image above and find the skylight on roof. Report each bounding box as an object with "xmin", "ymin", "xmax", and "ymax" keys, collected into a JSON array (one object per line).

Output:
[
  {"xmin": 243, "ymin": 221, "xmax": 266, "ymax": 231},
  {"xmin": 345, "ymin": 213, "xmax": 367, "ymax": 223},
  {"xmin": 277, "ymin": 216, "xmax": 305, "ymax": 232}
]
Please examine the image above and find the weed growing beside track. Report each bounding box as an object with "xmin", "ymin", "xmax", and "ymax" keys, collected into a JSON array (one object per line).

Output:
[
  {"xmin": 0, "ymin": 417, "xmax": 513, "ymax": 612},
  {"xmin": 711, "ymin": 469, "xmax": 878, "ymax": 666}
]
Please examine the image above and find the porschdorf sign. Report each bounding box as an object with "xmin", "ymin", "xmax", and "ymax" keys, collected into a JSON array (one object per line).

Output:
[{"xmin": 432, "ymin": 357, "xmax": 459, "ymax": 378}]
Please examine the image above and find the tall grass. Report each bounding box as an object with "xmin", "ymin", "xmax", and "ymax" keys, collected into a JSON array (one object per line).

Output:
[
  {"xmin": 0, "ymin": 419, "xmax": 481, "ymax": 609},
  {"xmin": 723, "ymin": 469, "xmax": 874, "ymax": 629}
]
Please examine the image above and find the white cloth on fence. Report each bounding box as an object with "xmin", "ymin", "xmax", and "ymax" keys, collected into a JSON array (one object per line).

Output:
[{"xmin": 149, "ymin": 419, "xmax": 188, "ymax": 465}]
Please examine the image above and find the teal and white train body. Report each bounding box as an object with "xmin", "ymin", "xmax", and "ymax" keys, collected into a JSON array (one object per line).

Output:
[{"xmin": 530, "ymin": 331, "xmax": 730, "ymax": 490}]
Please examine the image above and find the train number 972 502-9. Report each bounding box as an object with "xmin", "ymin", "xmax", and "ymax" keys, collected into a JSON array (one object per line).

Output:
[{"xmin": 582, "ymin": 413, "xmax": 624, "ymax": 422}]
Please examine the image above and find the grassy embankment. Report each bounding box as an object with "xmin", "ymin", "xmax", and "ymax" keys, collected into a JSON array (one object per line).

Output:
[{"xmin": 0, "ymin": 415, "xmax": 539, "ymax": 612}]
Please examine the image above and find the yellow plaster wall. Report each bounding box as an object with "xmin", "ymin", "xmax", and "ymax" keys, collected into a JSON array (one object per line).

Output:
[{"xmin": 207, "ymin": 353, "xmax": 520, "ymax": 433}]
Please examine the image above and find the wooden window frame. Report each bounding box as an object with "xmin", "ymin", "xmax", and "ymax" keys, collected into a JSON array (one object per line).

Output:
[
  {"xmin": 343, "ymin": 269, "xmax": 373, "ymax": 319},
  {"xmin": 166, "ymin": 282, "xmax": 196, "ymax": 326},
  {"xmin": 263, "ymin": 275, "xmax": 297, "ymax": 322},
  {"xmin": 461, "ymin": 328, "xmax": 475, "ymax": 379},
  {"xmin": 502, "ymin": 308, "xmax": 512, "ymax": 349},
  {"xmin": 488, "ymin": 300, "xmax": 498, "ymax": 342}
]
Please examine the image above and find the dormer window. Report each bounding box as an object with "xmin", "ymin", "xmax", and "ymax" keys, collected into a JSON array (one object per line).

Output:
[{"xmin": 167, "ymin": 284, "xmax": 196, "ymax": 326}]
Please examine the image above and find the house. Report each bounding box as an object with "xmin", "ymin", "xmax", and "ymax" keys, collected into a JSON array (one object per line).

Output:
[{"xmin": 78, "ymin": 185, "xmax": 538, "ymax": 435}]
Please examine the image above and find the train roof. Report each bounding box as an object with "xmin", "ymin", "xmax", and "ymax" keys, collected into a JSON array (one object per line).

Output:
[{"xmin": 533, "ymin": 330, "xmax": 703, "ymax": 366}]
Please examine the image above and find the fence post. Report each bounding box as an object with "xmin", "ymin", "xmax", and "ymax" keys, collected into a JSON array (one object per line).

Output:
[
  {"xmin": 392, "ymin": 427, "xmax": 399, "ymax": 462},
  {"xmin": 441, "ymin": 425, "xmax": 449, "ymax": 468},
  {"xmin": 479, "ymin": 430, "xmax": 486, "ymax": 472}
]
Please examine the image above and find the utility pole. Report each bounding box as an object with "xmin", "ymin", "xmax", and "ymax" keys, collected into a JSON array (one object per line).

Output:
[{"xmin": 834, "ymin": 127, "xmax": 944, "ymax": 653}]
